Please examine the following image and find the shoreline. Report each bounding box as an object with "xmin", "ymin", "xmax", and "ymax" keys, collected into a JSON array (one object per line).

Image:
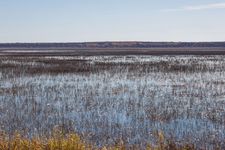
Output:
[{"xmin": 1, "ymin": 47, "xmax": 225, "ymax": 56}]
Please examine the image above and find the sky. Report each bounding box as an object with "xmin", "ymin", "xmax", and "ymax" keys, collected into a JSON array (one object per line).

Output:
[{"xmin": 0, "ymin": 0, "xmax": 225, "ymax": 42}]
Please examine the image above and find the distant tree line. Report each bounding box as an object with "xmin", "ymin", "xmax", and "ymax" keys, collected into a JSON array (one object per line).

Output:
[{"xmin": 0, "ymin": 42, "xmax": 225, "ymax": 48}]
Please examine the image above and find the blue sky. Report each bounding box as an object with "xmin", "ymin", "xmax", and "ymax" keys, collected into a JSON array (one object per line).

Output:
[{"xmin": 0, "ymin": 0, "xmax": 225, "ymax": 42}]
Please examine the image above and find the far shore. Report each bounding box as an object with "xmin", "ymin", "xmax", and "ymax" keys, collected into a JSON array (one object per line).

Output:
[{"xmin": 1, "ymin": 47, "xmax": 225, "ymax": 56}]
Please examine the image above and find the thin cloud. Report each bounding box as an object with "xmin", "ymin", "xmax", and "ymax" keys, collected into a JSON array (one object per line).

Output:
[{"xmin": 162, "ymin": 2, "xmax": 225, "ymax": 12}]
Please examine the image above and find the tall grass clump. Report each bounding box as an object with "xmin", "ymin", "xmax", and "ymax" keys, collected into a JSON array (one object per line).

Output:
[{"xmin": 0, "ymin": 130, "xmax": 92, "ymax": 150}]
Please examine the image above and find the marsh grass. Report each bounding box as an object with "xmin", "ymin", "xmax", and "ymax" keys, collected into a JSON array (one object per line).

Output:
[
  {"xmin": 0, "ymin": 130, "xmax": 196, "ymax": 150},
  {"xmin": 1, "ymin": 56, "xmax": 225, "ymax": 149},
  {"xmin": 0, "ymin": 130, "xmax": 91, "ymax": 150}
]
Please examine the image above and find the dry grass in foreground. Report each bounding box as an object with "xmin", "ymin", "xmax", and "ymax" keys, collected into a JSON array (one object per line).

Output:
[{"xmin": 0, "ymin": 130, "xmax": 196, "ymax": 150}]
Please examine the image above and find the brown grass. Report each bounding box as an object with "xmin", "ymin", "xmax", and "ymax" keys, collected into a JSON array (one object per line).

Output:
[{"xmin": 0, "ymin": 130, "xmax": 196, "ymax": 150}]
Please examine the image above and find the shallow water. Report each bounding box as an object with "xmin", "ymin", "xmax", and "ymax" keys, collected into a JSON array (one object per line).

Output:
[{"xmin": 1, "ymin": 55, "xmax": 225, "ymax": 148}]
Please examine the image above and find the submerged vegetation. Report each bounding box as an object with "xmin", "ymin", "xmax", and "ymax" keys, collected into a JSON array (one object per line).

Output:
[{"xmin": 1, "ymin": 55, "xmax": 225, "ymax": 149}]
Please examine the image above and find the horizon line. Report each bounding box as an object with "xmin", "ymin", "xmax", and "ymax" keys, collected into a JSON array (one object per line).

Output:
[{"xmin": 1, "ymin": 41, "xmax": 225, "ymax": 44}]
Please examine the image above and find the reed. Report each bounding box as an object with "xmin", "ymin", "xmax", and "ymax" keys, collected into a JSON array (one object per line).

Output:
[{"xmin": 0, "ymin": 130, "xmax": 196, "ymax": 150}]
